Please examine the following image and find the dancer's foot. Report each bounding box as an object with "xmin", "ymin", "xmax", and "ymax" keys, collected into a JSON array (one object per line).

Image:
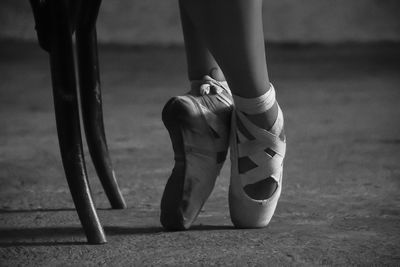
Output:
[
  {"xmin": 229, "ymin": 84, "xmax": 286, "ymax": 228},
  {"xmin": 160, "ymin": 74, "xmax": 233, "ymax": 230}
]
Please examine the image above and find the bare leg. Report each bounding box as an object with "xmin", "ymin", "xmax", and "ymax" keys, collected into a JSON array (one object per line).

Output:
[
  {"xmin": 180, "ymin": 0, "xmax": 280, "ymax": 199},
  {"xmin": 179, "ymin": 0, "xmax": 278, "ymax": 131},
  {"xmin": 179, "ymin": 1, "xmax": 224, "ymax": 81},
  {"xmin": 160, "ymin": 3, "xmax": 236, "ymax": 230}
]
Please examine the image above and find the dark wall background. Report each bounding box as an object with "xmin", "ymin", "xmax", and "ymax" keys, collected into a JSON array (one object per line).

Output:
[{"xmin": 1, "ymin": 0, "xmax": 399, "ymax": 44}]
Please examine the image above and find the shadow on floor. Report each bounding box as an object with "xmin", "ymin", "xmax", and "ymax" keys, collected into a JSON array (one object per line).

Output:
[
  {"xmin": 0, "ymin": 227, "xmax": 86, "ymax": 247},
  {"xmin": 0, "ymin": 224, "xmax": 235, "ymax": 247},
  {"xmin": 0, "ymin": 226, "xmax": 162, "ymax": 247},
  {"xmin": 0, "ymin": 208, "xmax": 76, "ymax": 214},
  {"xmin": 0, "ymin": 241, "xmax": 87, "ymax": 247},
  {"xmin": 190, "ymin": 224, "xmax": 235, "ymax": 231},
  {"xmin": 0, "ymin": 207, "xmax": 119, "ymax": 214}
]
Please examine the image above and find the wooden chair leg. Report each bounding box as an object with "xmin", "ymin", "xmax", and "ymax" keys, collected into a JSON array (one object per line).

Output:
[
  {"xmin": 48, "ymin": 0, "xmax": 106, "ymax": 244},
  {"xmin": 76, "ymin": 0, "xmax": 127, "ymax": 209},
  {"xmin": 29, "ymin": 0, "xmax": 51, "ymax": 52}
]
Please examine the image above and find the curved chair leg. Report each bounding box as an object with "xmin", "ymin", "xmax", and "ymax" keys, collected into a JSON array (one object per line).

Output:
[
  {"xmin": 48, "ymin": 0, "xmax": 106, "ymax": 244},
  {"xmin": 76, "ymin": 0, "xmax": 127, "ymax": 209},
  {"xmin": 29, "ymin": 0, "xmax": 51, "ymax": 52}
]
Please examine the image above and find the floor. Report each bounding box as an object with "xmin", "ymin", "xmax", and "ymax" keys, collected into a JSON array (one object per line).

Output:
[{"xmin": 0, "ymin": 41, "xmax": 399, "ymax": 266}]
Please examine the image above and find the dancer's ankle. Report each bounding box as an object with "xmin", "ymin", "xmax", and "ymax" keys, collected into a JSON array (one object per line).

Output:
[
  {"xmin": 209, "ymin": 68, "xmax": 225, "ymax": 81},
  {"xmin": 245, "ymin": 102, "xmax": 278, "ymax": 132},
  {"xmin": 189, "ymin": 68, "xmax": 225, "ymax": 83},
  {"xmin": 233, "ymin": 84, "xmax": 279, "ymax": 133}
]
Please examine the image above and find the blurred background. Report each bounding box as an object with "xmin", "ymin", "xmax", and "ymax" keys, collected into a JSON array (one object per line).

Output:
[{"xmin": 1, "ymin": 0, "xmax": 400, "ymax": 45}]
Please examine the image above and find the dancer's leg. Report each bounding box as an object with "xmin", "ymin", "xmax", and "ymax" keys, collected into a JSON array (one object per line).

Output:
[
  {"xmin": 179, "ymin": 0, "xmax": 278, "ymax": 131},
  {"xmin": 160, "ymin": 3, "xmax": 234, "ymax": 230},
  {"xmin": 180, "ymin": 0, "xmax": 281, "ymax": 199},
  {"xmin": 179, "ymin": 1, "xmax": 224, "ymax": 81}
]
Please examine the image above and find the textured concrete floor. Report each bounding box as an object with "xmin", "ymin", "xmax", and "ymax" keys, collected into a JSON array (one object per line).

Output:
[{"xmin": 0, "ymin": 41, "xmax": 399, "ymax": 266}]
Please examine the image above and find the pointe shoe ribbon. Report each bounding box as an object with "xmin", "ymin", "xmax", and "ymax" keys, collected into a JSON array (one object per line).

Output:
[{"xmin": 229, "ymin": 84, "xmax": 287, "ymax": 228}]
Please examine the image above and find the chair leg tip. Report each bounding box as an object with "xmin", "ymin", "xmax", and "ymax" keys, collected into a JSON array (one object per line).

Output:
[
  {"xmin": 111, "ymin": 198, "xmax": 127, "ymax": 209},
  {"xmin": 87, "ymin": 236, "xmax": 107, "ymax": 245}
]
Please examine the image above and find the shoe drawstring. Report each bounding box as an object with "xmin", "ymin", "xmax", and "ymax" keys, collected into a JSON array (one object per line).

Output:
[{"xmin": 190, "ymin": 75, "xmax": 231, "ymax": 96}]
